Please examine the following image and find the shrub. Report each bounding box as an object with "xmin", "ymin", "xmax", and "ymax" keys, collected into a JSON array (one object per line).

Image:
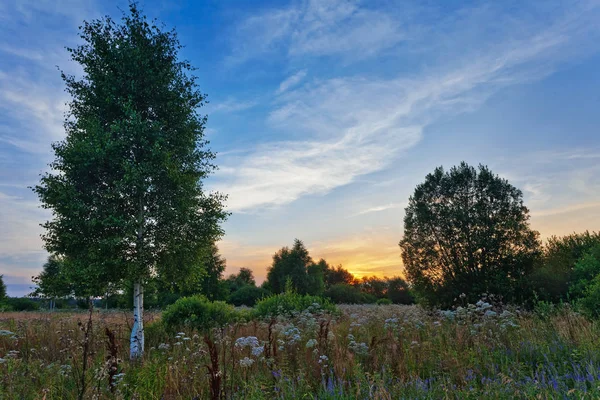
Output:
[
  {"xmin": 162, "ymin": 296, "xmax": 238, "ymax": 332},
  {"xmin": 387, "ymin": 277, "xmax": 415, "ymax": 304},
  {"xmin": 4, "ymin": 297, "xmax": 40, "ymax": 311},
  {"xmin": 579, "ymin": 275, "xmax": 600, "ymax": 318},
  {"xmin": 324, "ymin": 283, "xmax": 373, "ymax": 304},
  {"xmin": 530, "ymin": 231, "xmax": 600, "ymax": 302},
  {"xmin": 227, "ymin": 285, "xmax": 269, "ymax": 307},
  {"xmin": 144, "ymin": 321, "xmax": 169, "ymax": 348},
  {"xmin": 569, "ymin": 244, "xmax": 600, "ymax": 299},
  {"xmin": 254, "ymin": 292, "xmax": 337, "ymax": 318},
  {"xmin": 376, "ymin": 298, "xmax": 392, "ymax": 305}
]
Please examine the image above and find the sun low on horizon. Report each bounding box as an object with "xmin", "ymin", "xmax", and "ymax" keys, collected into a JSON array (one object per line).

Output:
[{"xmin": 1, "ymin": 0, "xmax": 600, "ymax": 296}]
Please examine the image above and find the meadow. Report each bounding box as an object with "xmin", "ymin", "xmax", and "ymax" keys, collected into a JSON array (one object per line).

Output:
[{"xmin": 1, "ymin": 300, "xmax": 600, "ymax": 399}]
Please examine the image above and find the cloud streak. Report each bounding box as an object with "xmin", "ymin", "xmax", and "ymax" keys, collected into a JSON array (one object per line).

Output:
[
  {"xmin": 276, "ymin": 70, "xmax": 307, "ymax": 94},
  {"xmin": 215, "ymin": 0, "xmax": 600, "ymax": 212},
  {"xmin": 228, "ymin": 0, "xmax": 407, "ymax": 64}
]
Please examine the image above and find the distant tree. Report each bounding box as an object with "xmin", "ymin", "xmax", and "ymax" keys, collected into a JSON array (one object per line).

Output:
[
  {"xmin": 266, "ymin": 239, "xmax": 313, "ymax": 294},
  {"xmin": 323, "ymin": 264, "xmax": 355, "ymax": 288},
  {"xmin": 386, "ymin": 277, "xmax": 414, "ymax": 304},
  {"xmin": 199, "ymin": 244, "xmax": 228, "ymax": 301},
  {"xmin": 529, "ymin": 231, "xmax": 600, "ymax": 302},
  {"xmin": 227, "ymin": 286, "xmax": 269, "ymax": 307},
  {"xmin": 33, "ymin": 4, "xmax": 227, "ymax": 359},
  {"xmin": 324, "ymin": 283, "xmax": 374, "ymax": 304},
  {"xmin": 359, "ymin": 276, "xmax": 388, "ymax": 299},
  {"xmin": 0, "ymin": 275, "xmax": 6, "ymax": 302},
  {"xmin": 399, "ymin": 162, "xmax": 541, "ymax": 307},
  {"xmin": 569, "ymin": 244, "xmax": 600, "ymax": 300},
  {"xmin": 306, "ymin": 262, "xmax": 325, "ymax": 296},
  {"xmin": 31, "ymin": 255, "xmax": 73, "ymax": 310},
  {"xmin": 226, "ymin": 267, "xmax": 256, "ymax": 292}
]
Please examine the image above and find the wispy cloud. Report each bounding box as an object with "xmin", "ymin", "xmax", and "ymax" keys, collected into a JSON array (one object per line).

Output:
[
  {"xmin": 276, "ymin": 70, "xmax": 307, "ymax": 94},
  {"xmin": 208, "ymin": 97, "xmax": 258, "ymax": 114},
  {"xmin": 350, "ymin": 203, "xmax": 406, "ymax": 217},
  {"xmin": 228, "ymin": 0, "xmax": 407, "ymax": 64},
  {"xmin": 215, "ymin": 0, "xmax": 600, "ymax": 212}
]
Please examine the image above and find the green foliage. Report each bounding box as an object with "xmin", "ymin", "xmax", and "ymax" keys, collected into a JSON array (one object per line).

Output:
[
  {"xmin": 162, "ymin": 296, "xmax": 237, "ymax": 332},
  {"xmin": 253, "ymin": 292, "xmax": 337, "ymax": 318},
  {"xmin": 266, "ymin": 239, "xmax": 314, "ymax": 294},
  {"xmin": 306, "ymin": 262, "xmax": 325, "ymax": 296},
  {"xmin": 31, "ymin": 256, "xmax": 72, "ymax": 299},
  {"xmin": 579, "ymin": 275, "xmax": 600, "ymax": 318},
  {"xmin": 225, "ymin": 268, "xmax": 256, "ymax": 292},
  {"xmin": 323, "ymin": 263, "xmax": 355, "ymax": 287},
  {"xmin": 32, "ymin": 3, "xmax": 228, "ymax": 299},
  {"xmin": 530, "ymin": 231, "xmax": 600, "ymax": 302},
  {"xmin": 569, "ymin": 244, "xmax": 600, "ymax": 299},
  {"xmin": 400, "ymin": 162, "xmax": 541, "ymax": 307},
  {"xmin": 144, "ymin": 321, "xmax": 169, "ymax": 349},
  {"xmin": 376, "ymin": 298, "xmax": 392, "ymax": 305},
  {"xmin": 324, "ymin": 283, "xmax": 374, "ymax": 304},
  {"xmin": 227, "ymin": 285, "xmax": 269, "ymax": 307},
  {"xmin": 198, "ymin": 244, "xmax": 228, "ymax": 301},
  {"xmin": 4, "ymin": 297, "xmax": 40, "ymax": 311},
  {"xmin": 0, "ymin": 275, "xmax": 6, "ymax": 303},
  {"xmin": 359, "ymin": 276, "xmax": 388, "ymax": 299},
  {"xmin": 387, "ymin": 277, "xmax": 414, "ymax": 304}
]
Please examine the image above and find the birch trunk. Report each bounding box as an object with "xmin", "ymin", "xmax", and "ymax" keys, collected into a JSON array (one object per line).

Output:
[{"xmin": 130, "ymin": 281, "xmax": 144, "ymax": 360}]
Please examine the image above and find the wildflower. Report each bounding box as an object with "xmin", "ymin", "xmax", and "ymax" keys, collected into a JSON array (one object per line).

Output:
[
  {"xmin": 251, "ymin": 346, "xmax": 264, "ymax": 357},
  {"xmin": 306, "ymin": 339, "xmax": 318, "ymax": 348},
  {"xmin": 59, "ymin": 364, "xmax": 72, "ymax": 377},
  {"xmin": 384, "ymin": 317, "xmax": 399, "ymax": 330},
  {"xmin": 239, "ymin": 357, "xmax": 254, "ymax": 368},
  {"xmin": 112, "ymin": 373, "xmax": 126, "ymax": 386},
  {"xmin": 283, "ymin": 327, "xmax": 301, "ymax": 344},
  {"xmin": 235, "ymin": 336, "xmax": 259, "ymax": 348},
  {"xmin": 158, "ymin": 343, "xmax": 170, "ymax": 351},
  {"xmin": 318, "ymin": 355, "xmax": 329, "ymax": 364}
]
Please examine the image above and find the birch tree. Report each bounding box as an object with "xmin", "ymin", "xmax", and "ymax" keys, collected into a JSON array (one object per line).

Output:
[{"xmin": 34, "ymin": 3, "xmax": 227, "ymax": 359}]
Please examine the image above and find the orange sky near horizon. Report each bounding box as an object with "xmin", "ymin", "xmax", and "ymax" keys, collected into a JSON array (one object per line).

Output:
[{"xmin": 220, "ymin": 202, "xmax": 600, "ymax": 284}]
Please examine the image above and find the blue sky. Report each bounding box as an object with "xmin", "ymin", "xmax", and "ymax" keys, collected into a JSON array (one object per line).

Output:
[{"xmin": 1, "ymin": 0, "xmax": 600, "ymax": 296}]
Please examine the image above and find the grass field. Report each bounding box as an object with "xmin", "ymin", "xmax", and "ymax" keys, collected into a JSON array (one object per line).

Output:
[{"xmin": 1, "ymin": 302, "xmax": 599, "ymax": 399}]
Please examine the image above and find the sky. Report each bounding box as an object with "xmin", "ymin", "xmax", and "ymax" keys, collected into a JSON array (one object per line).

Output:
[{"xmin": 1, "ymin": 0, "xmax": 600, "ymax": 297}]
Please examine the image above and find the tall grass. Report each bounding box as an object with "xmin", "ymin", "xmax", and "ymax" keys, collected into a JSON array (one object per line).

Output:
[{"xmin": 1, "ymin": 303, "xmax": 599, "ymax": 399}]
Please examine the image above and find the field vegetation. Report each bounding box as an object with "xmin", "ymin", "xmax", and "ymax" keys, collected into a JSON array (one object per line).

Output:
[{"xmin": 1, "ymin": 296, "xmax": 600, "ymax": 399}]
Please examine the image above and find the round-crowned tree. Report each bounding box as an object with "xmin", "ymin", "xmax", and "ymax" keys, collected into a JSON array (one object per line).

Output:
[{"xmin": 399, "ymin": 162, "xmax": 541, "ymax": 307}]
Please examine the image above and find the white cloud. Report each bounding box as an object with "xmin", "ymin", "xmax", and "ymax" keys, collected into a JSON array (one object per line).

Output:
[
  {"xmin": 0, "ymin": 72, "xmax": 68, "ymax": 153},
  {"xmin": 0, "ymin": 191, "xmax": 48, "ymax": 259},
  {"xmin": 208, "ymin": 98, "xmax": 258, "ymax": 114},
  {"xmin": 213, "ymin": 1, "xmax": 600, "ymax": 212},
  {"xmin": 350, "ymin": 203, "xmax": 406, "ymax": 217},
  {"xmin": 276, "ymin": 70, "xmax": 307, "ymax": 94},
  {"xmin": 228, "ymin": 0, "xmax": 407, "ymax": 64}
]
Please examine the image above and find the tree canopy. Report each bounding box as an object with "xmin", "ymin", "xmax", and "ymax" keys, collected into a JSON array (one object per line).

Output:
[
  {"xmin": 0, "ymin": 275, "xmax": 6, "ymax": 303},
  {"xmin": 399, "ymin": 162, "xmax": 541, "ymax": 307},
  {"xmin": 266, "ymin": 239, "xmax": 313, "ymax": 294}
]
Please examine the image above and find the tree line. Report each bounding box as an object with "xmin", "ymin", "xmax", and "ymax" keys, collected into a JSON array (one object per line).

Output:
[{"xmin": 27, "ymin": 238, "xmax": 414, "ymax": 309}]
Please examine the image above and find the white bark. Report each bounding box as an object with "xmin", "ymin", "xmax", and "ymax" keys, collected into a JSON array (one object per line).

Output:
[{"xmin": 130, "ymin": 282, "xmax": 144, "ymax": 360}]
